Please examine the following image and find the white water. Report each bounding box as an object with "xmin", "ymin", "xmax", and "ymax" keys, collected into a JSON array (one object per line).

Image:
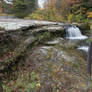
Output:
[
  {"xmin": 38, "ymin": 0, "xmax": 46, "ymax": 8},
  {"xmin": 4, "ymin": 0, "xmax": 13, "ymax": 5},
  {"xmin": 78, "ymin": 46, "xmax": 89, "ymax": 53},
  {"xmin": 66, "ymin": 26, "xmax": 88, "ymax": 40}
]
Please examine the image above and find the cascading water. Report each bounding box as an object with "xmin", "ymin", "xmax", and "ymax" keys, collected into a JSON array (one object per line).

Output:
[
  {"xmin": 38, "ymin": 0, "xmax": 46, "ymax": 8},
  {"xmin": 78, "ymin": 46, "xmax": 89, "ymax": 53},
  {"xmin": 66, "ymin": 25, "xmax": 89, "ymax": 53},
  {"xmin": 66, "ymin": 26, "xmax": 88, "ymax": 40}
]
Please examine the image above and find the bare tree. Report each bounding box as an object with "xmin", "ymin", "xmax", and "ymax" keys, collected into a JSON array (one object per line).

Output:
[{"xmin": 0, "ymin": 77, "xmax": 3, "ymax": 92}]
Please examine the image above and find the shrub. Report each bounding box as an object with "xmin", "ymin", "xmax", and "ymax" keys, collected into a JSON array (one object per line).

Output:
[
  {"xmin": 75, "ymin": 13, "xmax": 87, "ymax": 23},
  {"xmin": 13, "ymin": 0, "xmax": 37, "ymax": 18},
  {"xmin": 25, "ymin": 9, "xmax": 64, "ymax": 22},
  {"xmin": 0, "ymin": 27, "xmax": 5, "ymax": 31},
  {"xmin": 13, "ymin": 1, "xmax": 27, "ymax": 18},
  {"xmin": 68, "ymin": 14, "xmax": 75, "ymax": 22}
]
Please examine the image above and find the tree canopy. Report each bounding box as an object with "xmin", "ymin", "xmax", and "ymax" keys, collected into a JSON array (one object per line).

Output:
[{"xmin": 12, "ymin": 0, "xmax": 37, "ymax": 18}]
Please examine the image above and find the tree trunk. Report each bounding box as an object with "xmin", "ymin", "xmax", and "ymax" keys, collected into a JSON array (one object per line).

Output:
[
  {"xmin": 87, "ymin": 42, "xmax": 92, "ymax": 75},
  {"xmin": 0, "ymin": 86, "xmax": 3, "ymax": 92},
  {"xmin": 0, "ymin": 78, "xmax": 3, "ymax": 92}
]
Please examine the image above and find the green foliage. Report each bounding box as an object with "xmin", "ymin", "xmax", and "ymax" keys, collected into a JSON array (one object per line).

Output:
[
  {"xmin": 13, "ymin": 0, "xmax": 37, "ymax": 18},
  {"xmin": 87, "ymin": 38, "xmax": 92, "ymax": 43},
  {"xmin": 13, "ymin": 1, "xmax": 27, "ymax": 18},
  {"xmin": 1, "ymin": 2, "xmax": 12, "ymax": 14},
  {"xmin": 0, "ymin": 27, "xmax": 4, "ymax": 31},
  {"xmin": 37, "ymin": 32, "xmax": 50, "ymax": 40},
  {"xmin": 68, "ymin": 14, "xmax": 75, "ymax": 22},
  {"xmin": 75, "ymin": 13, "xmax": 87, "ymax": 23},
  {"xmin": 68, "ymin": 13, "xmax": 88, "ymax": 23},
  {"xmin": 25, "ymin": 9, "xmax": 64, "ymax": 22},
  {"xmin": 26, "ymin": 8, "xmax": 89, "ymax": 23},
  {"xmin": 90, "ymin": 22, "xmax": 92, "ymax": 30}
]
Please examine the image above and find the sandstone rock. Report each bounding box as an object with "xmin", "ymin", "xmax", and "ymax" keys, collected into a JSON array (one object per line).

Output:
[{"xmin": 0, "ymin": 19, "xmax": 58, "ymax": 31}]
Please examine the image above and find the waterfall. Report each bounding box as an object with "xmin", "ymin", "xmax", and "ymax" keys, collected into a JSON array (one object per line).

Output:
[
  {"xmin": 38, "ymin": 0, "xmax": 46, "ymax": 8},
  {"xmin": 66, "ymin": 26, "xmax": 88, "ymax": 40},
  {"xmin": 78, "ymin": 46, "xmax": 89, "ymax": 53},
  {"xmin": 4, "ymin": 0, "xmax": 13, "ymax": 5}
]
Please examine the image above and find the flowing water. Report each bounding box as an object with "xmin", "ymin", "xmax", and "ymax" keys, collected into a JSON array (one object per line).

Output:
[
  {"xmin": 38, "ymin": 0, "xmax": 46, "ymax": 8},
  {"xmin": 66, "ymin": 26, "xmax": 88, "ymax": 40},
  {"xmin": 66, "ymin": 26, "xmax": 89, "ymax": 53},
  {"xmin": 78, "ymin": 46, "xmax": 89, "ymax": 53}
]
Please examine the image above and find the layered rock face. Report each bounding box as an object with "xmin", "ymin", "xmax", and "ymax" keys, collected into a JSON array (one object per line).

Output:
[
  {"xmin": 0, "ymin": 19, "xmax": 90, "ymax": 70},
  {"xmin": 0, "ymin": 19, "xmax": 65, "ymax": 70},
  {"xmin": 0, "ymin": 19, "xmax": 91, "ymax": 92}
]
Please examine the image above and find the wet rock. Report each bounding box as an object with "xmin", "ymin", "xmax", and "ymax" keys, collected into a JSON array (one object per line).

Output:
[
  {"xmin": 24, "ymin": 37, "xmax": 87, "ymax": 92},
  {"xmin": 0, "ymin": 18, "xmax": 90, "ymax": 92},
  {"xmin": 24, "ymin": 36, "xmax": 35, "ymax": 45},
  {"xmin": 46, "ymin": 38, "xmax": 63, "ymax": 45},
  {"xmin": 29, "ymin": 25, "xmax": 65, "ymax": 35},
  {"xmin": 31, "ymin": 45, "xmax": 75, "ymax": 63}
]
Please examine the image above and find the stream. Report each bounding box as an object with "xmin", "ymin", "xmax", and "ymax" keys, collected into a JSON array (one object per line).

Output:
[
  {"xmin": 66, "ymin": 26, "xmax": 89, "ymax": 53},
  {"xmin": 0, "ymin": 17, "xmax": 91, "ymax": 92},
  {"xmin": 40, "ymin": 25, "xmax": 89, "ymax": 57}
]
